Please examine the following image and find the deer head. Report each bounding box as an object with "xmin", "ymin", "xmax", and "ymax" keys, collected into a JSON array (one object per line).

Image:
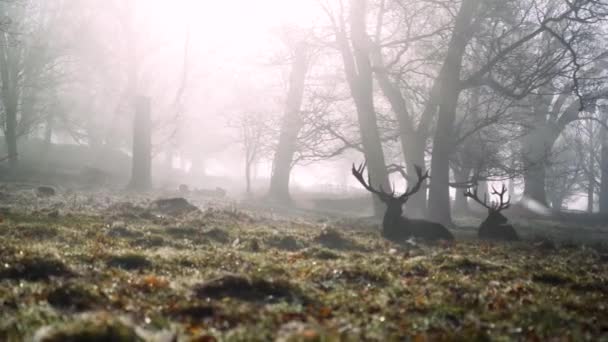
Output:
[
  {"xmin": 464, "ymin": 184, "xmax": 511, "ymax": 225},
  {"xmin": 352, "ymin": 162, "xmax": 429, "ymax": 218}
]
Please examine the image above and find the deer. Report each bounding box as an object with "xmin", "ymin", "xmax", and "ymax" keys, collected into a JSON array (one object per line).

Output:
[
  {"xmin": 464, "ymin": 184, "xmax": 519, "ymax": 241},
  {"xmin": 352, "ymin": 162, "xmax": 454, "ymax": 242}
]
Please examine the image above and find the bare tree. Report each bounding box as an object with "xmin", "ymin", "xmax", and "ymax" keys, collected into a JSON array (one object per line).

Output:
[
  {"xmin": 268, "ymin": 40, "xmax": 310, "ymax": 202},
  {"xmin": 234, "ymin": 111, "xmax": 272, "ymax": 196},
  {"xmin": 369, "ymin": 0, "xmax": 451, "ymax": 217},
  {"xmin": 600, "ymin": 105, "xmax": 608, "ymax": 213},
  {"xmin": 427, "ymin": 0, "xmax": 608, "ymax": 224},
  {"xmin": 0, "ymin": 0, "xmax": 67, "ymax": 171},
  {"xmin": 319, "ymin": 0, "xmax": 391, "ymax": 216},
  {"xmin": 128, "ymin": 96, "xmax": 152, "ymax": 190}
]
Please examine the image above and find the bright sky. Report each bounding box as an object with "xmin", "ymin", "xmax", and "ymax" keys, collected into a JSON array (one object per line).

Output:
[
  {"xmin": 142, "ymin": 0, "xmax": 319, "ymax": 48},
  {"xmin": 124, "ymin": 0, "xmax": 322, "ymax": 182}
]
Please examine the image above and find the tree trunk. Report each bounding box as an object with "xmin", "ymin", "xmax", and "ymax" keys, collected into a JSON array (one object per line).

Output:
[
  {"xmin": 0, "ymin": 33, "xmax": 18, "ymax": 171},
  {"xmin": 452, "ymin": 167, "xmax": 471, "ymax": 216},
  {"xmin": 371, "ymin": 47, "xmax": 427, "ymax": 217},
  {"xmin": 245, "ymin": 160, "xmax": 252, "ymax": 196},
  {"xmin": 600, "ymin": 110, "xmax": 608, "ymax": 213},
  {"xmin": 128, "ymin": 96, "xmax": 152, "ymax": 191},
  {"xmin": 428, "ymin": 0, "xmax": 479, "ymax": 225},
  {"xmin": 587, "ymin": 181, "xmax": 594, "ymax": 213},
  {"xmin": 267, "ymin": 42, "xmax": 309, "ymax": 203},
  {"xmin": 523, "ymin": 157, "xmax": 548, "ymax": 205},
  {"xmin": 43, "ymin": 113, "xmax": 54, "ymax": 146},
  {"xmin": 521, "ymin": 123, "xmax": 556, "ymax": 206},
  {"xmin": 5, "ymin": 105, "xmax": 18, "ymax": 170},
  {"xmin": 405, "ymin": 142, "xmax": 427, "ymax": 217},
  {"xmin": 40, "ymin": 111, "xmax": 54, "ymax": 169},
  {"xmin": 508, "ymin": 157, "xmax": 517, "ymax": 200},
  {"xmin": 344, "ymin": 0, "xmax": 390, "ymax": 217},
  {"xmin": 585, "ymin": 118, "xmax": 595, "ymax": 213},
  {"xmin": 549, "ymin": 193, "xmax": 564, "ymax": 211}
]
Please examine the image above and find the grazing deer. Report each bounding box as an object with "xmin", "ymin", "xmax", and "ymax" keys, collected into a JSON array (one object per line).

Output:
[
  {"xmin": 464, "ymin": 184, "xmax": 519, "ymax": 241},
  {"xmin": 352, "ymin": 162, "xmax": 453, "ymax": 242}
]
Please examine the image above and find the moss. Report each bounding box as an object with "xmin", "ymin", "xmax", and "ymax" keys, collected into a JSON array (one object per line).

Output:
[
  {"xmin": 34, "ymin": 319, "xmax": 142, "ymax": 342},
  {"xmin": 4, "ymin": 225, "xmax": 59, "ymax": 240},
  {"xmin": 106, "ymin": 254, "xmax": 151, "ymax": 270},
  {"xmin": 165, "ymin": 226, "xmax": 199, "ymax": 239},
  {"xmin": 167, "ymin": 302, "xmax": 217, "ymax": 322},
  {"xmin": 267, "ymin": 235, "xmax": 304, "ymax": 251},
  {"xmin": 0, "ymin": 256, "xmax": 74, "ymax": 281},
  {"xmin": 46, "ymin": 283, "xmax": 106, "ymax": 311},
  {"xmin": 313, "ymin": 227, "xmax": 362, "ymax": 251},
  {"xmin": 131, "ymin": 235, "xmax": 165, "ymax": 248},
  {"xmin": 106, "ymin": 226, "xmax": 143, "ymax": 239},
  {"xmin": 0, "ymin": 202, "xmax": 607, "ymax": 341},
  {"xmin": 302, "ymin": 247, "xmax": 341, "ymax": 260},
  {"xmin": 532, "ymin": 272, "xmax": 573, "ymax": 286},
  {"xmin": 193, "ymin": 274, "xmax": 306, "ymax": 303},
  {"xmin": 438, "ymin": 256, "xmax": 500, "ymax": 274}
]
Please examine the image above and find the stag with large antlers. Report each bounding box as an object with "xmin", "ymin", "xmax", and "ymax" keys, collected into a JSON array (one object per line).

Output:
[
  {"xmin": 464, "ymin": 184, "xmax": 519, "ymax": 241},
  {"xmin": 352, "ymin": 162, "xmax": 453, "ymax": 242}
]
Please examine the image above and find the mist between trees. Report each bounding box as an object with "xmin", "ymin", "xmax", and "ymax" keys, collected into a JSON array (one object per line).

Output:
[{"xmin": 1, "ymin": 0, "xmax": 608, "ymax": 225}]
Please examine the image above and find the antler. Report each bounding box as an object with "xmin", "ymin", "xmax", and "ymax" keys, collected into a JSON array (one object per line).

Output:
[
  {"xmin": 398, "ymin": 165, "xmax": 430, "ymax": 203},
  {"xmin": 464, "ymin": 186, "xmax": 492, "ymax": 210},
  {"xmin": 490, "ymin": 184, "xmax": 510, "ymax": 211},
  {"xmin": 352, "ymin": 161, "xmax": 430, "ymax": 204},
  {"xmin": 464, "ymin": 184, "xmax": 510, "ymax": 212},
  {"xmin": 351, "ymin": 162, "xmax": 393, "ymax": 202}
]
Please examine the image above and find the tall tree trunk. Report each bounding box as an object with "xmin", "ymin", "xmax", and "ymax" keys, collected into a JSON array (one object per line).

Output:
[
  {"xmin": 550, "ymin": 193, "xmax": 564, "ymax": 211},
  {"xmin": 267, "ymin": 43, "xmax": 309, "ymax": 203},
  {"xmin": 371, "ymin": 47, "xmax": 427, "ymax": 216},
  {"xmin": 428, "ymin": 0, "xmax": 479, "ymax": 225},
  {"xmin": 128, "ymin": 96, "xmax": 152, "ymax": 191},
  {"xmin": 43, "ymin": 112, "xmax": 54, "ymax": 146},
  {"xmin": 522, "ymin": 156, "xmax": 548, "ymax": 205},
  {"xmin": 343, "ymin": 0, "xmax": 390, "ymax": 217},
  {"xmin": 40, "ymin": 111, "xmax": 54, "ymax": 170},
  {"xmin": 600, "ymin": 110, "xmax": 608, "ymax": 213},
  {"xmin": 521, "ymin": 123, "xmax": 556, "ymax": 206},
  {"xmin": 452, "ymin": 167, "xmax": 471, "ymax": 216},
  {"xmin": 245, "ymin": 161, "xmax": 252, "ymax": 197},
  {"xmin": 405, "ymin": 143, "xmax": 427, "ymax": 217},
  {"xmin": 587, "ymin": 119, "xmax": 595, "ymax": 213},
  {"xmin": 0, "ymin": 33, "xmax": 18, "ymax": 171},
  {"xmin": 587, "ymin": 181, "xmax": 594, "ymax": 213},
  {"xmin": 4, "ymin": 104, "xmax": 17, "ymax": 170}
]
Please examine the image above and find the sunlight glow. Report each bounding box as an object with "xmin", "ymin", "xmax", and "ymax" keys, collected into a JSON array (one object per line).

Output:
[{"xmin": 142, "ymin": 0, "xmax": 318, "ymax": 49}]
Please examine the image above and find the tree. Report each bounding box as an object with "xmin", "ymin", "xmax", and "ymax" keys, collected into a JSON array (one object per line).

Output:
[
  {"xmin": 369, "ymin": 0, "xmax": 450, "ymax": 217},
  {"xmin": 321, "ymin": 0, "xmax": 390, "ymax": 216},
  {"xmin": 427, "ymin": 0, "xmax": 480, "ymax": 225},
  {"xmin": 234, "ymin": 111, "xmax": 272, "ymax": 196},
  {"xmin": 268, "ymin": 41, "xmax": 310, "ymax": 202},
  {"xmin": 600, "ymin": 106, "xmax": 608, "ymax": 213},
  {"xmin": 0, "ymin": 1, "xmax": 67, "ymax": 171},
  {"xmin": 128, "ymin": 96, "xmax": 152, "ymax": 190},
  {"xmin": 427, "ymin": 0, "xmax": 608, "ymax": 224}
]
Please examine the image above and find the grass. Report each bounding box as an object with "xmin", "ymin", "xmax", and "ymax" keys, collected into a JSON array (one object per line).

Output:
[{"xmin": 0, "ymin": 193, "xmax": 607, "ymax": 341}]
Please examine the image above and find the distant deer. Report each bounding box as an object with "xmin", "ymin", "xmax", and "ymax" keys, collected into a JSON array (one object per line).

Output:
[
  {"xmin": 352, "ymin": 162, "xmax": 453, "ymax": 242},
  {"xmin": 464, "ymin": 184, "xmax": 519, "ymax": 241}
]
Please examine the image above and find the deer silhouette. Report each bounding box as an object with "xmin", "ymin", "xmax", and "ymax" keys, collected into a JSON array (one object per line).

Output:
[
  {"xmin": 352, "ymin": 162, "xmax": 453, "ymax": 242},
  {"xmin": 464, "ymin": 184, "xmax": 519, "ymax": 241}
]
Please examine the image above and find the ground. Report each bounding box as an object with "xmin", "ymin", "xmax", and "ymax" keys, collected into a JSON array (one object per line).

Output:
[{"xmin": 0, "ymin": 185, "xmax": 607, "ymax": 341}]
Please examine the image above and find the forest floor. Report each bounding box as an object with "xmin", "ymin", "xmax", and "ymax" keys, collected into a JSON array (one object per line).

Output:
[{"xmin": 0, "ymin": 185, "xmax": 607, "ymax": 341}]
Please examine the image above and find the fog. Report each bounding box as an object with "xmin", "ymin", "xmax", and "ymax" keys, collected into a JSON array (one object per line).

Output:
[
  {"xmin": 2, "ymin": 1, "xmax": 608, "ymax": 339},
  {"xmin": 1, "ymin": 0, "xmax": 608, "ymax": 215}
]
